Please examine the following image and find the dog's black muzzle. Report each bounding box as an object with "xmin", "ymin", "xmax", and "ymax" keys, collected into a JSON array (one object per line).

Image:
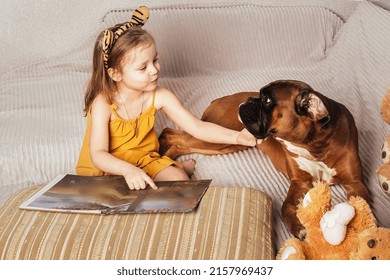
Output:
[{"xmin": 238, "ymin": 96, "xmax": 271, "ymax": 139}]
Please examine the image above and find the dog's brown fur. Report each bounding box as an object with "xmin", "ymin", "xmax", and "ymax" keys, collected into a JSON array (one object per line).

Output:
[{"xmin": 159, "ymin": 80, "xmax": 370, "ymax": 237}]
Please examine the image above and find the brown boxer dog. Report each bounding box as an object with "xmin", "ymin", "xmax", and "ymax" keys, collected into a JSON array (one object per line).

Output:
[{"xmin": 159, "ymin": 80, "xmax": 370, "ymax": 238}]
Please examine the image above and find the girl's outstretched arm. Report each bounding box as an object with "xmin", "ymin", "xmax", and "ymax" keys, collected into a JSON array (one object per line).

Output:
[{"xmin": 155, "ymin": 87, "xmax": 257, "ymax": 146}]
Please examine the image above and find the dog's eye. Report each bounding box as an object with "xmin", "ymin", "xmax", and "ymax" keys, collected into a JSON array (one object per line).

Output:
[{"xmin": 262, "ymin": 96, "xmax": 273, "ymax": 106}]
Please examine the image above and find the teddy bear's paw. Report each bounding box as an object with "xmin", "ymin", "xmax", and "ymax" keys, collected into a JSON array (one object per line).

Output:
[
  {"xmin": 302, "ymin": 191, "xmax": 312, "ymax": 208},
  {"xmin": 296, "ymin": 181, "xmax": 331, "ymax": 226},
  {"xmin": 320, "ymin": 202, "xmax": 355, "ymax": 245},
  {"xmin": 300, "ymin": 180, "xmax": 331, "ymax": 210},
  {"xmin": 279, "ymin": 246, "xmax": 298, "ymax": 260}
]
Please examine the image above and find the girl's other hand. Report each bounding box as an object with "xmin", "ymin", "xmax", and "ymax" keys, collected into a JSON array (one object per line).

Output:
[{"xmin": 122, "ymin": 166, "xmax": 158, "ymax": 190}]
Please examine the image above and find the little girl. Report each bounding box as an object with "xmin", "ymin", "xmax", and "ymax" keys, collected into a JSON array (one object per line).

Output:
[{"xmin": 76, "ymin": 7, "xmax": 257, "ymax": 190}]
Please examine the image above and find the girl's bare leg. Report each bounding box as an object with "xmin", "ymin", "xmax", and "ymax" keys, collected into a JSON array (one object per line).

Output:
[{"xmin": 154, "ymin": 159, "xmax": 196, "ymax": 181}]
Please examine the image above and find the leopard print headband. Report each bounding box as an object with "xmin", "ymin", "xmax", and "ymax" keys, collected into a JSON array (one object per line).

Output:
[{"xmin": 102, "ymin": 6, "xmax": 150, "ymax": 69}]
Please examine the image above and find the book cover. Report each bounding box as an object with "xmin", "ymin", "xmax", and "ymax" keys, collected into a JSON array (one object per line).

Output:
[{"xmin": 19, "ymin": 174, "xmax": 211, "ymax": 214}]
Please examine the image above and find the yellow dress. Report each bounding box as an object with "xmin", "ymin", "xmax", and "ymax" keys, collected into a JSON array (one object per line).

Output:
[{"xmin": 76, "ymin": 91, "xmax": 181, "ymax": 178}]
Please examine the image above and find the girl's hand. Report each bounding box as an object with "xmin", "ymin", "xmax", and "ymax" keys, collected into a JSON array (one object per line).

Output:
[
  {"xmin": 122, "ymin": 166, "xmax": 158, "ymax": 190},
  {"xmin": 236, "ymin": 128, "xmax": 262, "ymax": 146}
]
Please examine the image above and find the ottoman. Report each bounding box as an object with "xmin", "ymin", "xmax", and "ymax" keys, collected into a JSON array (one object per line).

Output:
[{"xmin": 0, "ymin": 185, "xmax": 273, "ymax": 260}]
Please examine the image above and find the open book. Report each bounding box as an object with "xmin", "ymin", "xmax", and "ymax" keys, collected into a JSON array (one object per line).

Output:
[{"xmin": 19, "ymin": 174, "xmax": 211, "ymax": 214}]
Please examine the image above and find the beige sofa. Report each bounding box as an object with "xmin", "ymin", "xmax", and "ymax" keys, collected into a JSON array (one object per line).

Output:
[{"xmin": 1, "ymin": 0, "xmax": 390, "ymax": 259}]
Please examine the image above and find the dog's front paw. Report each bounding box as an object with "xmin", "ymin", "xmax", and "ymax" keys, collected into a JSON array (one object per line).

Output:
[
  {"xmin": 289, "ymin": 223, "xmax": 305, "ymax": 239},
  {"xmin": 282, "ymin": 202, "xmax": 305, "ymax": 239},
  {"xmin": 298, "ymin": 229, "xmax": 307, "ymax": 241}
]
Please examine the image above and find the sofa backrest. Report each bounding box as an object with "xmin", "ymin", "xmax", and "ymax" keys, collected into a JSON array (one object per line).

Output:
[{"xmin": 103, "ymin": 3, "xmax": 344, "ymax": 77}]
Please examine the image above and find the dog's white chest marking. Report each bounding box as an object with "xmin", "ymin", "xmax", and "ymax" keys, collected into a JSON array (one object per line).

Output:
[{"xmin": 276, "ymin": 138, "xmax": 337, "ymax": 183}]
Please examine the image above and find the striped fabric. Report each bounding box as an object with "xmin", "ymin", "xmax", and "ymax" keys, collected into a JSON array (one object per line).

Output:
[{"xmin": 0, "ymin": 185, "xmax": 273, "ymax": 260}]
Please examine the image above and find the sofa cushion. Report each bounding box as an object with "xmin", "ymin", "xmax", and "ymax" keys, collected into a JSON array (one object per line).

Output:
[{"xmin": 0, "ymin": 185, "xmax": 273, "ymax": 260}]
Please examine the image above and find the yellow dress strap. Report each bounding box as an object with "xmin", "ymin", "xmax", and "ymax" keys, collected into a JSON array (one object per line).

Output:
[{"xmin": 110, "ymin": 103, "xmax": 121, "ymax": 119}]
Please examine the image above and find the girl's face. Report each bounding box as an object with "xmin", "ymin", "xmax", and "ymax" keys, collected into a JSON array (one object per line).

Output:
[{"xmin": 112, "ymin": 43, "xmax": 160, "ymax": 94}]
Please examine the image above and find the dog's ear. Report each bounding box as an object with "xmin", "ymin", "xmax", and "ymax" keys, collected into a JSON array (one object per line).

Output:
[{"xmin": 295, "ymin": 90, "xmax": 330, "ymax": 126}]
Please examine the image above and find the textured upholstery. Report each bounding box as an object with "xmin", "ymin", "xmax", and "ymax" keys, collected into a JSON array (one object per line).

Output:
[{"xmin": 0, "ymin": 185, "xmax": 273, "ymax": 260}]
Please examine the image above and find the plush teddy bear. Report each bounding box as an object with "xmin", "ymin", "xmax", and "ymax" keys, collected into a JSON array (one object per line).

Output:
[
  {"xmin": 377, "ymin": 87, "xmax": 390, "ymax": 197},
  {"xmin": 276, "ymin": 181, "xmax": 390, "ymax": 260}
]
